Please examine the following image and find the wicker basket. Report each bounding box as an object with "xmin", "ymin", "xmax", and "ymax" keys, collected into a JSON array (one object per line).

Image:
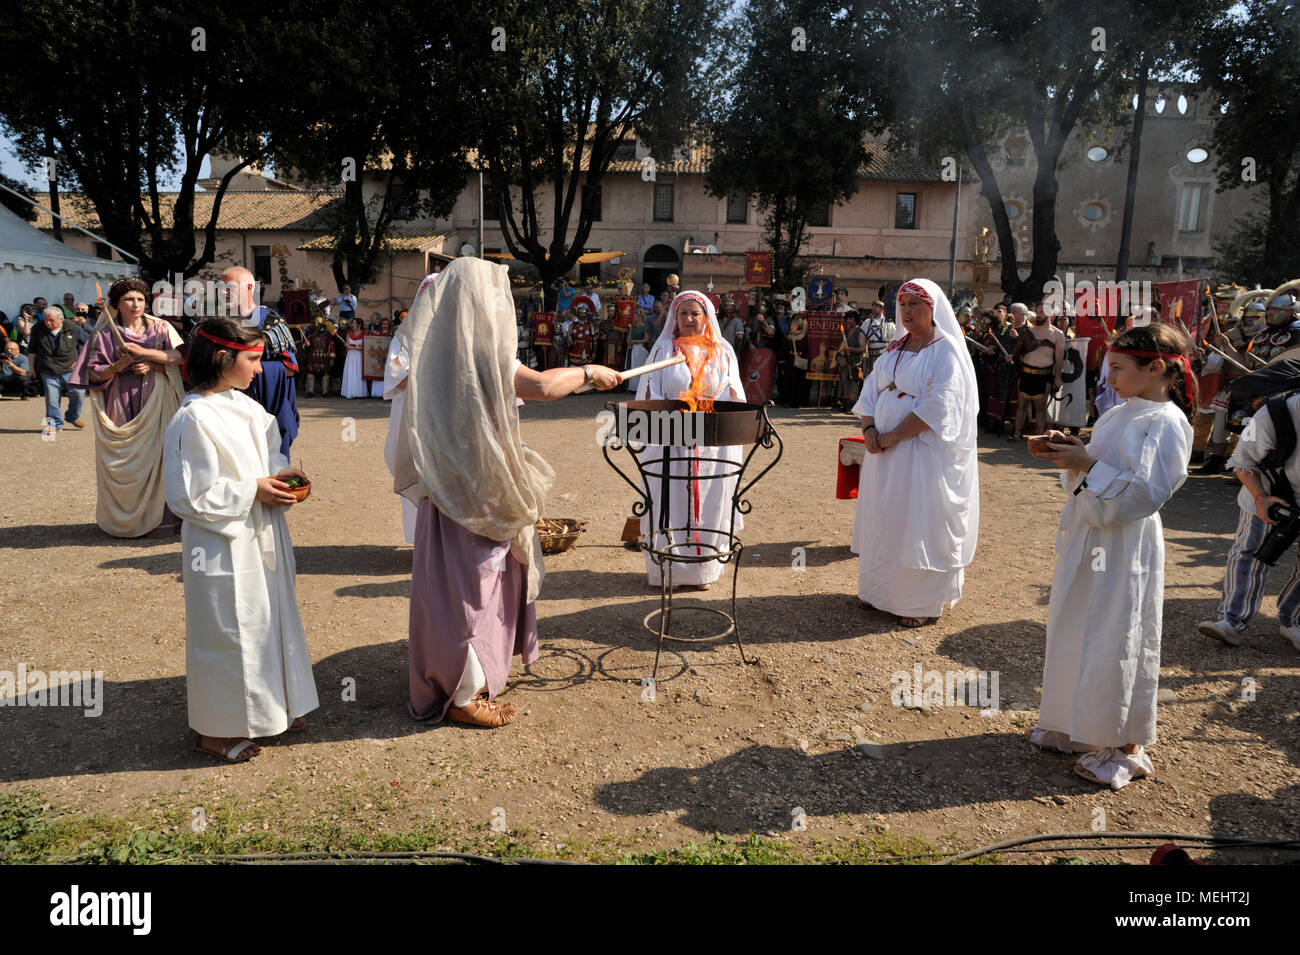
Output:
[{"xmin": 536, "ymin": 518, "xmax": 586, "ymax": 555}]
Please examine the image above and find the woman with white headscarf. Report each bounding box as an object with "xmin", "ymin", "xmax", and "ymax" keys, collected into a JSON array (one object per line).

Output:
[
  {"xmin": 636, "ymin": 290, "xmax": 747, "ymax": 589},
  {"xmin": 851, "ymin": 278, "xmax": 980, "ymax": 627},
  {"xmin": 392, "ymin": 257, "xmax": 621, "ymax": 728}
]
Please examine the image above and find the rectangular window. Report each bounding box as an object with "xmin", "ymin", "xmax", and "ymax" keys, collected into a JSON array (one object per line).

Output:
[
  {"xmin": 653, "ymin": 183, "xmax": 674, "ymax": 222},
  {"xmin": 1178, "ymin": 184, "xmax": 1205, "ymax": 233},
  {"xmin": 252, "ymin": 246, "xmax": 272, "ymax": 288},
  {"xmin": 807, "ymin": 202, "xmax": 830, "ymax": 228},
  {"xmin": 94, "ymin": 242, "xmax": 112, "ymax": 260},
  {"xmin": 894, "ymin": 193, "xmax": 917, "ymax": 230},
  {"xmin": 482, "ymin": 182, "xmax": 501, "ymax": 221},
  {"xmin": 583, "ymin": 184, "xmax": 602, "ymax": 222},
  {"xmin": 388, "ymin": 184, "xmax": 419, "ymax": 220},
  {"xmin": 726, "ymin": 190, "xmax": 748, "ymax": 224}
]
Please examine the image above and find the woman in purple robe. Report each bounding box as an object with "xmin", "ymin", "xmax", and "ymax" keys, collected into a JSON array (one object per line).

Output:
[
  {"xmin": 392, "ymin": 257, "xmax": 622, "ymax": 727},
  {"xmin": 69, "ymin": 277, "xmax": 186, "ymax": 537}
]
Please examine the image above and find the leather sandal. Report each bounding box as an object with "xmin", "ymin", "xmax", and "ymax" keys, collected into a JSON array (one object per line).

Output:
[
  {"xmin": 446, "ymin": 694, "xmax": 517, "ymax": 728},
  {"xmin": 899, "ymin": 615, "xmax": 937, "ymax": 628}
]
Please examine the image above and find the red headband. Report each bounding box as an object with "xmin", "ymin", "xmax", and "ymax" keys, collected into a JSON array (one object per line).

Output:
[
  {"xmin": 1109, "ymin": 347, "xmax": 1194, "ymax": 408},
  {"xmin": 897, "ymin": 281, "xmax": 934, "ymax": 309},
  {"xmin": 672, "ymin": 291, "xmax": 711, "ymax": 315},
  {"xmin": 198, "ymin": 328, "xmax": 264, "ymax": 352}
]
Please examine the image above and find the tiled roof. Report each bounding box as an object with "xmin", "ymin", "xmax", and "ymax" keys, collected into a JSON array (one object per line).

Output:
[
  {"xmin": 31, "ymin": 191, "xmax": 342, "ymax": 232},
  {"xmin": 598, "ymin": 142, "xmax": 968, "ymax": 183},
  {"xmin": 861, "ymin": 142, "xmax": 956, "ymax": 182},
  {"xmin": 606, "ymin": 158, "xmax": 710, "ymax": 175},
  {"xmin": 298, "ymin": 227, "xmax": 453, "ymax": 253}
]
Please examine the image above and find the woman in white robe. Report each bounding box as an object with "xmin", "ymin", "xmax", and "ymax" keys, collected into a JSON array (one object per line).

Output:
[
  {"xmin": 164, "ymin": 318, "xmax": 320, "ymax": 762},
  {"xmin": 636, "ymin": 291, "xmax": 747, "ymax": 588},
  {"xmin": 1028, "ymin": 322, "xmax": 1194, "ymax": 789},
  {"xmin": 851, "ymin": 278, "xmax": 980, "ymax": 626},
  {"xmin": 341, "ymin": 318, "xmax": 367, "ymax": 398}
]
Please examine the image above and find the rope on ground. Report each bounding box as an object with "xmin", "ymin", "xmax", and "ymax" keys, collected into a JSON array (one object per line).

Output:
[{"xmin": 935, "ymin": 831, "xmax": 1300, "ymax": 864}]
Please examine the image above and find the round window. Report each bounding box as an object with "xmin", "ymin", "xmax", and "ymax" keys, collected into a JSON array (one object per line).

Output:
[
  {"xmin": 1082, "ymin": 202, "xmax": 1105, "ymax": 221},
  {"xmin": 1087, "ymin": 146, "xmax": 1109, "ymax": 162},
  {"xmin": 1186, "ymin": 147, "xmax": 1209, "ymax": 164},
  {"xmin": 1004, "ymin": 201, "xmax": 1022, "ymax": 220}
]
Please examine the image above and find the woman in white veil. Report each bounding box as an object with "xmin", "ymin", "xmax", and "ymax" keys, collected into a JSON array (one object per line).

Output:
[
  {"xmin": 393, "ymin": 257, "xmax": 621, "ymax": 727},
  {"xmin": 850, "ymin": 278, "xmax": 980, "ymax": 626},
  {"xmin": 636, "ymin": 290, "xmax": 747, "ymax": 589}
]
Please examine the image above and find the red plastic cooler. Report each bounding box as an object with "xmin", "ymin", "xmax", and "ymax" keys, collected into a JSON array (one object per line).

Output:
[{"xmin": 837, "ymin": 435, "xmax": 865, "ymax": 499}]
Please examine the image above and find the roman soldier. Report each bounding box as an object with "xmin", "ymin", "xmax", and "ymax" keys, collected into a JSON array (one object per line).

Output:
[
  {"xmin": 305, "ymin": 322, "xmax": 336, "ymax": 397},
  {"xmin": 1247, "ymin": 293, "xmax": 1300, "ymax": 361},
  {"xmin": 566, "ymin": 295, "xmax": 599, "ymax": 366},
  {"xmin": 1198, "ymin": 299, "xmax": 1272, "ymax": 473}
]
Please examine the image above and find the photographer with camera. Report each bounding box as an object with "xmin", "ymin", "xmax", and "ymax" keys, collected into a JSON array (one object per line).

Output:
[
  {"xmin": 1198, "ymin": 390, "xmax": 1300, "ymax": 651},
  {"xmin": 0, "ymin": 340, "xmax": 31, "ymax": 398}
]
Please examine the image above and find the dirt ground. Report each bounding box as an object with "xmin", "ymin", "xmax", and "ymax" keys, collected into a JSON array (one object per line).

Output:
[{"xmin": 2, "ymin": 386, "xmax": 1298, "ymax": 863}]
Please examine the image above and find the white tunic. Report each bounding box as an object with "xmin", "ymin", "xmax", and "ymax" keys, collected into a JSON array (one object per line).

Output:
[
  {"xmin": 164, "ymin": 389, "xmax": 319, "ymax": 738},
  {"xmin": 341, "ymin": 335, "xmax": 367, "ymax": 397},
  {"xmin": 1038, "ymin": 397, "xmax": 1191, "ymax": 747},
  {"xmin": 636, "ymin": 346, "xmax": 746, "ymax": 586},
  {"xmin": 382, "ymin": 335, "xmax": 417, "ymax": 543},
  {"xmin": 851, "ymin": 337, "xmax": 979, "ymax": 616}
]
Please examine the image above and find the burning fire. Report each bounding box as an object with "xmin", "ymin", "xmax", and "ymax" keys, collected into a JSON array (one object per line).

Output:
[{"xmin": 675, "ymin": 333, "xmax": 720, "ymax": 412}]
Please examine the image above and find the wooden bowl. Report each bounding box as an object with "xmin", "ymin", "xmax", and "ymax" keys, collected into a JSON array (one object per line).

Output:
[
  {"xmin": 283, "ymin": 477, "xmax": 311, "ymax": 502},
  {"xmin": 1026, "ymin": 435, "xmax": 1052, "ymax": 456}
]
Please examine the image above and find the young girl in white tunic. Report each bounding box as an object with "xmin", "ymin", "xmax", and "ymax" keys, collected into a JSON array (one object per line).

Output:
[
  {"xmin": 165, "ymin": 317, "xmax": 320, "ymax": 763},
  {"xmin": 1027, "ymin": 323, "xmax": 1195, "ymax": 789}
]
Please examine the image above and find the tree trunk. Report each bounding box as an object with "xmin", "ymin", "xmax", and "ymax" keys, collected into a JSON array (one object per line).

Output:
[
  {"xmin": 1026, "ymin": 142, "xmax": 1065, "ymax": 303},
  {"xmin": 966, "ymin": 143, "xmax": 1021, "ymax": 300},
  {"xmin": 1116, "ymin": 51, "xmax": 1149, "ymax": 283},
  {"xmin": 44, "ymin": 127, "xmax": 62, "ymax": 243}
]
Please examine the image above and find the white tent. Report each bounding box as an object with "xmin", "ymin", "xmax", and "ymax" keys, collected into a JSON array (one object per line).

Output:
[{"xmin": 0, "ymin": 202, "xmax": 135, "ymax": 319}]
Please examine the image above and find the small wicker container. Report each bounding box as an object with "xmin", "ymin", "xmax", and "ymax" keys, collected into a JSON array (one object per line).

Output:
[{"xmin": 537, "ymin": 518, "xmax": 585, "ymax": 555}]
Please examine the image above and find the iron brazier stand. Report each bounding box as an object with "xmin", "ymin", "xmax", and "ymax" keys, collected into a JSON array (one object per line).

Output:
[{"xmin": 602, "ymin": 398, "xmax": 783, "ymax": 678}]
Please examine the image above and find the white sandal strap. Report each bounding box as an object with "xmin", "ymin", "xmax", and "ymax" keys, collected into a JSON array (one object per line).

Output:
[{"xmin": 225, "ymin": 739, "xmax": 255, "ymax": 760}]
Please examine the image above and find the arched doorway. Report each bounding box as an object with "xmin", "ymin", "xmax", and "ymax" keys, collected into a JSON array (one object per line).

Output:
[{"xmin": 642, "ymin": 244, "xmax": 680, "ymax": 297}]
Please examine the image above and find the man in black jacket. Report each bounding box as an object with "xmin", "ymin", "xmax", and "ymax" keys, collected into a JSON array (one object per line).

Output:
[{"xmin": 29, "ymin": 306, "xmax": 85, "ymax": 430}]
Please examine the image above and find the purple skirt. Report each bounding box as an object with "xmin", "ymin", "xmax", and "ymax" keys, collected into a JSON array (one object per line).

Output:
[{"xmin": 408, "ymin": 498, "xmax": 538, "ymax": 721}]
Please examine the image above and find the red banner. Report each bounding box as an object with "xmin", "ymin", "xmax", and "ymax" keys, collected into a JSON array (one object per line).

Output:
[
  {"xmin": 362, "ymin": 333, "xmax": 392, "ymax": 382},
  {"xmin": 281, "ymin": 289, "xmax": 311, "ymax": 325},
  {"xmin": 532, "ymin": 311, "xmax": 555, "ymax": 347},
  {"xmin": 1157, "ymin": 280, "xmax": 1203, "ymax": 337},
  {"xmin": 804, "ymin": 311, "xmax": 841, "ymax": 381},
  {"xmin": 745, "ymin": 251, "xmax": 772, "ymax": 287},
  {"xmin": 614, "ymin": 299, "xmax": 635, "ymax": 330},
  {"xmin": 1074, "ymin": 287, "xmax": 1115, "ymax": 371}
]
